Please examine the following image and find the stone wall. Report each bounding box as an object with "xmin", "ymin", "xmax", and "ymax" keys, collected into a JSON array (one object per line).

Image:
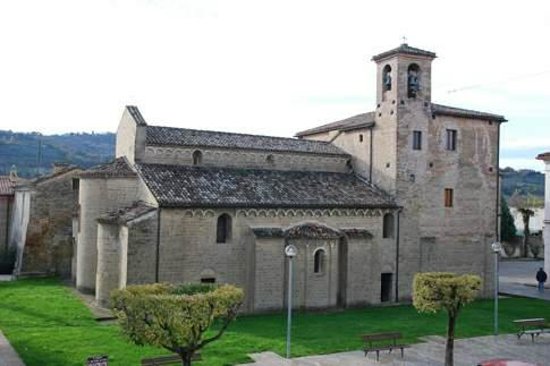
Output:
[
  {"xmin": 328, "ymin": 129, "xmax": 373, "ymax": 180},
  {"xmin": 96, "ymin": 222, "xmax": 125, "ymax": 306},
  {"xmin": 143, "ymin": 145, "xmax": 349, "ymax": 173},
  {"xmin": 76, "ymin": 177, "xmax": 145, "ymax": 293},
  {"xmin": 126, "ymin": 211, "xmax": 158, "ymax": 285},
  {"xmin": 151, "ymin": 207, "xmax": 397, "ymax": 312},
  {"xmin": 21, "ymin": 169, "xmax": 81, "ymax": 277}
]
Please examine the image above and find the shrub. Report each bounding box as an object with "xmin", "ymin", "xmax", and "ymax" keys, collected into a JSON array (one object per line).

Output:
[{"xmin": 112, "ymin": 283, "xmax": 244, "ymax": 366}]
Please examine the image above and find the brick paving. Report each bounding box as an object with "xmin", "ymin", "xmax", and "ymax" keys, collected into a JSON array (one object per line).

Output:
[{"xmin": 239, "ymin": 334, "xmax": 550, "ymax": 365}]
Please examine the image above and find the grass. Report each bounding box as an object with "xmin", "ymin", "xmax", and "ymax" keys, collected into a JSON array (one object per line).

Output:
[{"xmin": 1, "ymin": 278, "xmax": 550, "ymax": 365}]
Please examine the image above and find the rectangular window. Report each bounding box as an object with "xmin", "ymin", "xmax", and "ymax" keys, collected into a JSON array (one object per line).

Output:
[
  {"xmin": 444, "ymin": 188, "xmax": 454, "ymax": 207},
  {"xmin": 446, "ymin": 129, "xmax": 457, "ymax": 151},
  {"xmin": 412, "ymin": 131, "xmax": 422, "ymax": 150}
]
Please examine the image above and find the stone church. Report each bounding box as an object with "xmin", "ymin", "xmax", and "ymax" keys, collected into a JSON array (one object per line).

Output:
[{"xmin": 75, "ymin": 44, "xmax": 506, "ymax": 312}]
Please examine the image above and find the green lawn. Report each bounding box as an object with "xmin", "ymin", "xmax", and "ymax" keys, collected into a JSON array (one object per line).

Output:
[{"xmin": 1, "ymin": 278, "xmax": 550, "ymax": 366}]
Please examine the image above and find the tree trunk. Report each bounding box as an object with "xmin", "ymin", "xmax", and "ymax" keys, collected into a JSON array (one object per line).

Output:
[
  {"xmin": 445, "ymin": 313, "xmax": 456, "ymax": 366},
  {"xmin": 180, "ymin": 352, "xmax": 192, "ymax": 366},
  {"xmin": 522, "ymin": 212, "xmax": 530, "ymax": 258}
]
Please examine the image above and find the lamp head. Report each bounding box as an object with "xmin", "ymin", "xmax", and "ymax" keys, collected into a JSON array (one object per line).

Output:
[{"xmin": 285, "ymin": 244, "xmax": 297, "ymax": 258}]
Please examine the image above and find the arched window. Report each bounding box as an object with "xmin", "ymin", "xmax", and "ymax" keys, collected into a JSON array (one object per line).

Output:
[
  {"xmin": 383, "ymin": 65, "xmax": 392, "ymax": 91},
  {"xmin": 216, "ymin": 214, "xmax": 232, "ymax": 243},
  {"xmin": 313, "ymin": 249, "xmax": 326, "ymax": 274},
  {"xmin": 192, "ymin": 150, "xmax": 202, "ymax": 166},
  {"xmin": 407, "ymin": 64, "xmax": 420, "ymax": 98},
  {"xmin": 383, "ymin": 213, "xmax": 394, "ymax": 238}
]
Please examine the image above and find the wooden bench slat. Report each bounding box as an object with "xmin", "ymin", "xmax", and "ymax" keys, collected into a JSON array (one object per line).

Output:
[
  {"xmin": 361, "ymin": 332, "xmax": 407, "ymax": 361},
  {"xmin": 361, "ymin": 332, "xmax": 402, "ymax": 341},
  {"xmin": 513, "ymin": 318, "xmax": 545, "ymax": 323}
]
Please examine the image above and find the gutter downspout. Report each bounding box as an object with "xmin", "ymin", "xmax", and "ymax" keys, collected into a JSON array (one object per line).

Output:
[
  {"xmin": 395, "ymin": 209, "xmax": 401, "ymax": 302},
  {"xmin": 155, "ymin": 208, "xmax": 161, "ymax": 282}
]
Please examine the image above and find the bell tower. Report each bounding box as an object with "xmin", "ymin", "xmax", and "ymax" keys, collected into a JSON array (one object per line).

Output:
[
  {"xmin": 373, "ymin": 43, "xmax": 436, "ymax": 105},
  {"xmin": 368, "ymin": 43, "xmax": 437, "ymax": 197}
]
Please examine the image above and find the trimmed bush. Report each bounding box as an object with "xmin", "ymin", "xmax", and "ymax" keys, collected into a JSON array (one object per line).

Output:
[{"xmin": 112, "ymin": 283, "xmax": 243, "ymax": 366}]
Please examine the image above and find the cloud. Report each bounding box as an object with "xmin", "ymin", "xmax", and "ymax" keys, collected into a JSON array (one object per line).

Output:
[{"xmin": 502, "ymin": 137, "xmax": 550, "ymax": 150}]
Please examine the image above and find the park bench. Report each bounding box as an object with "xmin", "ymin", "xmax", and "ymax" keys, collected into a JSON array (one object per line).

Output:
[
  {"xmin": 361, "ymin": 331, "xmax": 409, "ymax": 361},
  {"xmin": 141, "ymin": 352, "xmax": 201, "ymax": 366},
  {"xmin": 513, "ymin": 318, "xmax": 550, "ymax": 342}
]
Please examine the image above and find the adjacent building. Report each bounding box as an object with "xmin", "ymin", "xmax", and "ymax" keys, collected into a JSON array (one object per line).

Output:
[
  {"xmin": 4, "ymin": 164, "xmax": 81, "ymax": 277},
  {"xmin": 536, "ymin": 152, "xmax": 550, "ymax": 274}
]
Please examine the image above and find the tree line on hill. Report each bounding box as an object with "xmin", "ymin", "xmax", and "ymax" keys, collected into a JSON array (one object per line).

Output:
[{"xmin": 0, "ymin": 130, "xmax": 115, "ymax": 177}]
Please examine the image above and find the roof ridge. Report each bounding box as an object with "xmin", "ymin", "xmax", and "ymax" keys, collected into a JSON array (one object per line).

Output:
[{"xmin": 147, "ymin": 124, "xmax": 335, "ymax": 146}]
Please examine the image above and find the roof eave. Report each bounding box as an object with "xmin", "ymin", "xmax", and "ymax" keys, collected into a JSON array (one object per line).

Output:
[
  {"xmin": 433, "ymin": 110, "xmax": 507, "ymax": 123},
  {"xmin": 536, "ymin": 152, "xmax": 550, "ymax": 161},
  {"xmin": 157, "ymin": 202, "xmax": 399, "ymax": 209},
  {"xmin": 295, "ymin": 121, "xmax": 375, "ymax": 137}
]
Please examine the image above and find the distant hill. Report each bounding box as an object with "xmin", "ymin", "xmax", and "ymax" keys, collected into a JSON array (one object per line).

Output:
[
  {"xmin": 0, "ymin": 129, "xmax": 546, "ymax": 201},
  {"xmin": 0, "ymin": 130, "xmax": 115, "ymax": 178},
  {"xmin": 500, "ymin": 167, "xmax": 544, "ymax": 200}
]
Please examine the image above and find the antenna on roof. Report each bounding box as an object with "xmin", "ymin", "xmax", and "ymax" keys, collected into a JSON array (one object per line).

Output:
[{"xmin": 401, "ymin": 36, "xmax": 407, "ymax": 45}]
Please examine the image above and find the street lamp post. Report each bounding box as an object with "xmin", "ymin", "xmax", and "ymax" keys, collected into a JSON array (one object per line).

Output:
[
  {"xmin": 284, "ymin": 244, "xmax": 297, "ymax": 359},
  {"xmin": 491, "ymin": 241, "xmax": 502, "ymax": 336}
]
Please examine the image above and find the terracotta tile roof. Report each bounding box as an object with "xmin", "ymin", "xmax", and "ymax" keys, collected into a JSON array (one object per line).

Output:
[
  {"xmin": 33, "ymin": 165, "xmax": 80, "ymax": 185},
  {"xmin": 97, "ymin": 201, "xmax": 156, "ymax": 224},
  {"xmin": 295, "ymin": 113, "xmax": 375, "ymax": 137},
  {"xmin": 372, "ymin": 43, "xmax": 437, "ymax": 61},
  {"xmin": 136, "ymin": 163, "xmax": 395, "ymax": 209},
  {"xmin": 79, "ymin": 157, "xmax": 137, "ymax": 179},
  {"xmin": 0, "ymin": 176, "xmax": 15, "ymax": 196},
  {"xmin": 146, "ymin": 125, "xmax": 348, "ymax": 156},
  {"xmin": 431, "ymin": 103, "xmax": 507, "ymax": 122}
]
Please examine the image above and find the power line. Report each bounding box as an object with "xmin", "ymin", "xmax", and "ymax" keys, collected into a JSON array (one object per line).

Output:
[{"xmin": 446, "ymin": 69, "xmax": 550, "ymax": 94}]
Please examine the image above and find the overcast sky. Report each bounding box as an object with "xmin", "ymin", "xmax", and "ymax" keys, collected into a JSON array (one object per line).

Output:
[{"xmin": 0, "ymin": 0, "xmax": 549, "ymax": 170}]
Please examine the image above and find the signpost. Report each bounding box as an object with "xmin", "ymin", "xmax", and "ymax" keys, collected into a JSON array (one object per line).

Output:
[{"xmin": 87, "ymin": 355, "xmax": 108, "ymax": 366}]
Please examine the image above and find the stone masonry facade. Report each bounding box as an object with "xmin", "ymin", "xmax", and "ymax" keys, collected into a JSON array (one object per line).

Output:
[{"xmin": 74, "ymin": 43, "xmax": 505, "ymax": 311}]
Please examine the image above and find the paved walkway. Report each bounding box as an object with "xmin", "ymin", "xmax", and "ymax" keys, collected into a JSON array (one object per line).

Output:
[
  {"xmin": 499, "ymin": 259, "xmax": 550, "ymax": 301},
  {"xmin": 239, "ymin": 334, "xmax": 550, "ymax": 365},
  {"xmin": 0, "ymin": 331, "xmax": 24, "ymax": 366}
]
